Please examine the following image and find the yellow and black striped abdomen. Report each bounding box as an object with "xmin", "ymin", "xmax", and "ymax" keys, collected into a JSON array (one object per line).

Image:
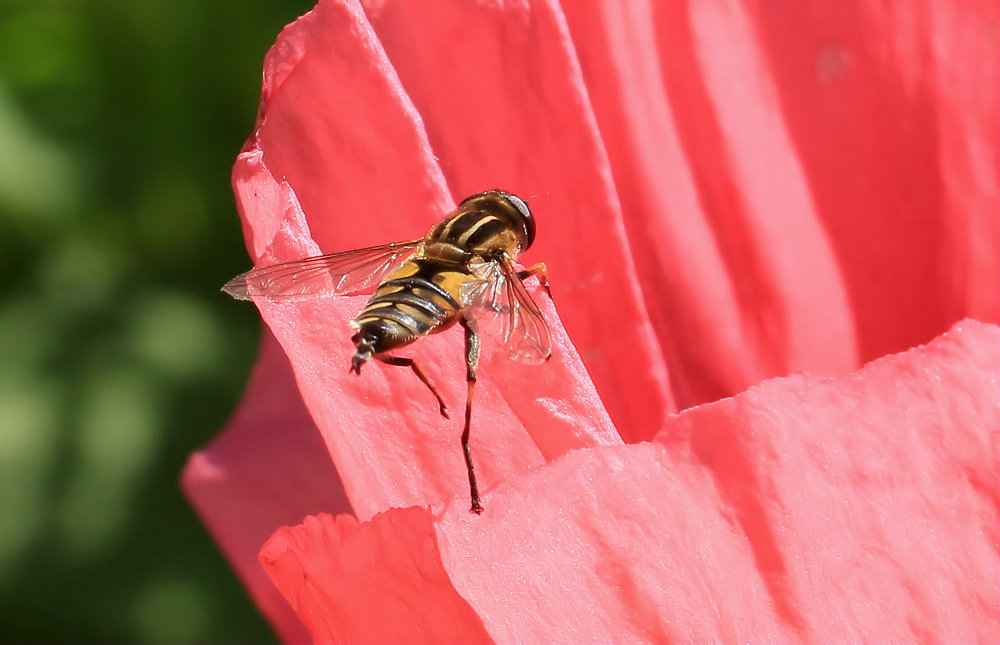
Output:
[{"xmin": 352, "ymin": 259, "xmax": 469, "ymax": 355}]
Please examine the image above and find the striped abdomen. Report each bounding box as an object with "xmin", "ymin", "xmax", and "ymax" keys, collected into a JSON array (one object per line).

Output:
[{"xmin": 351, "ymin": 258, "xmax": 469, "ymax": 356}]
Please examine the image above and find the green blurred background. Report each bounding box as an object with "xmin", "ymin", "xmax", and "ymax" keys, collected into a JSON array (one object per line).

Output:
[{"xmin": 0, "ymin": 1, "xmax": 315, "ymax": 641}]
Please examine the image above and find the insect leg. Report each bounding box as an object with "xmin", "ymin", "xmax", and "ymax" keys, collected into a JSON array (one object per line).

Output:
[
  {"xmin": 374, "ymin": 355, "xmax": 449, "ymax": 419},
  {"xmin": 460, "ymin": 318, "xmax": 483, "ymax": 514},
  {"xmin": 516, "ymin": 262, "xmax": 551, "ymax": 298}
]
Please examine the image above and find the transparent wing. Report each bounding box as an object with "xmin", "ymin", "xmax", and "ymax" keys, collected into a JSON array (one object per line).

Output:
[
  {"xmin": 222, "ymin": 240, "xmax": 422, "ymax": 302},
  {"xmin": 460, "ymin": 256, "xmax": 552, "ymax": 364}
]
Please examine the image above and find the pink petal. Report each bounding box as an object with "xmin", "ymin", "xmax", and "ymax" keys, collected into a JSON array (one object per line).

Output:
[
  {"xmin": 262, "ymin": 319, "xmax": 999, "ymax": 642},
  {"xmin": 360, "ymin": 0, "xmax": 676, "ymax": 439},
  {"xmin": 561, "ymin": 0, "xmax": 999, "ymax": 407},
  {"xmin": 260, "ymin": 509, "xmax": 491, "ymax": 643},
  {"xmin": 560, "ymin": 0, "xmax": 853, "ymax": 408},
  {"xmin": 656, "ymin": 318, "xmax": 1000, "ymax": 640},
  {"xmin": 249, "ymin": 0, "xmax": 454, "ymax": 260},
  {"xmin": 747, "ymin": 0, "xmax": 1000, "ymax": 356},
  {"xmin": 181, "ymin": 330, "xmax": 352, "ymax": 643}
]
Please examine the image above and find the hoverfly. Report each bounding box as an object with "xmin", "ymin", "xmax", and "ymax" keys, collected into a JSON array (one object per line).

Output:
[{"xmin": 223, "ymin": 190, "xmax": 551, "ymax": 514}]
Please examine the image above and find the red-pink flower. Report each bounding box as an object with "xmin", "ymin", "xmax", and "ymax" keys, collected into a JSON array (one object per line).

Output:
[{"xmin": 183, "ymin": 0, "xmax": 998, "ymax": 642}]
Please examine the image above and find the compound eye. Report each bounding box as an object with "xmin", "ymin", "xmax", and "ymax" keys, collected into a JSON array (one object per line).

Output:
[{"xmin": 504, "ymin": 194, "xmax": 535, "ymax": 250}]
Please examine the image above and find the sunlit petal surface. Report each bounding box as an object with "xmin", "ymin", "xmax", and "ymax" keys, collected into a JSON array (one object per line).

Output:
[
  {"xmin": 183, "ymin": 0, "xmax": 998, "ymax": 641},
  {"xmin": 262, "ymin": 321, "xmax": 998, "ymax": 642}
]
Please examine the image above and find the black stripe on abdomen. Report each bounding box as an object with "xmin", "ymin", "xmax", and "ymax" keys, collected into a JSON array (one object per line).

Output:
[{"xmin": 356, "ymin": 271, "xmax": 460, "ymax": 338}]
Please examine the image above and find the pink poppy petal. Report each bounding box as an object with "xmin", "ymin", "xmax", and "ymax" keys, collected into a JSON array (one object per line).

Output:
[
  {"xmin": 237, "ymin": 126, "xmax": 619, "ymax": 520},
  {"xmin": 747, "ymin": 0, "xmax": 999, "ymax": 359},
  {"xmin": 360, "ymin": 0, "xmax": 676, "ymax": 440},
  {"xmin": 181, "ymin": 329, "xmax": 352, "ymax": 644},
  {"xmin": 562, "ymin": 0, "xmax": 857, "ymax": 408},
  {"xmin": 261, "ymin": 319, "xmax": 998, "ymax": 642},
  {"xmin": 259, "ymin": 509, "xmax": 492, "ymax": 643},
  {"xmin": 655, "ymin": 318, "xmax": 1000, "ymax": 640},
  {"xmin": 252, "ymin": 0, "xmax": 453, "ymax": 257},
  {"xmin": 562, "ymin": 0, "xmax": 998, "ymax": 407},
  {"xmin": 195, "ymin": 2, "xmax": 999, "ymax": 641}
]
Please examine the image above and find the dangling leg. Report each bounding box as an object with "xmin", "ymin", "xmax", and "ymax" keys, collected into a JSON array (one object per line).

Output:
[
  {"xmin": 375, "ymin": 355, "xmax": 449, "ymax": 419},
  {"xmin": 516, "ymin": 262, "xmax": 551, "ymax": 298},
  {"xmin": 460, "ymin": 318, "xmax": 483, "ymax": 514}
]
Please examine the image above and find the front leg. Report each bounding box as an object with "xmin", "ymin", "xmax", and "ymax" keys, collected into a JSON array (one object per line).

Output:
[
  {"xmin": 516, "ymin": 262, "xmax": 551, "ymax": 298},
  {"xmin": 460, "ymin": 317, "xmax": 483, "ymax": 514}
]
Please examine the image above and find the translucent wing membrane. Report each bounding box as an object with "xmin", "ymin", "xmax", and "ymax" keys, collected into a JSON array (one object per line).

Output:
[
  {"xmin": 461, "ymin": 256, "xmax": 552, "ymax": 364},
  {"xmin": 222, "ymin": 240, "xmax": 422, "ymax": 302}
]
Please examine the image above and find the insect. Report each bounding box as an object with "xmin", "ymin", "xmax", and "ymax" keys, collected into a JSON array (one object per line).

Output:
[{"xmin": 223, "ymin": 190, "xmax": 551, "ymax": 513}]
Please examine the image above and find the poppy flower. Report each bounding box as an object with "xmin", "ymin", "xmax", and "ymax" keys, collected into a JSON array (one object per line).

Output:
[{"xmin": 183, "ymin": 0, "xmax": 998, "ymax": 642}]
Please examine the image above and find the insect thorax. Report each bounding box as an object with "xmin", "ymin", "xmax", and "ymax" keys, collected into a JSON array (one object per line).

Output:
[{"xmin": 426, "ymin": 207, "xmax": 524, "ymax": 261}]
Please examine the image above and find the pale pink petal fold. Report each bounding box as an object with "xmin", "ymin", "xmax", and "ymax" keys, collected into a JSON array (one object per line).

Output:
[
  {"xmin": 262, "ymin": 319, "xmax": 999, "ymax": 643},
  {"xmin": 245, "ymin": 0, "xmax": 452, "ymax": 259},
  {"xmin": 181, "ymin": 329, "xmax": 352, "ymax": 643}
]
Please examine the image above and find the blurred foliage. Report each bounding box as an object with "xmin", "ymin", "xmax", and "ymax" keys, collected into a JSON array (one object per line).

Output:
[{"xmin": 0, "ymin": 0, "xmax": 314, "ymax": 641}]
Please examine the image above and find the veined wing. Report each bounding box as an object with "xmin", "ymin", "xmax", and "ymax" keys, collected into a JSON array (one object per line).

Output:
[
  {"xmin": 222, "ymin": 240, "xmax": 422, "ymax": 302},
  {"xmin": 460, "ymin": 256, "xmax": 552, "ymax": 364}
]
